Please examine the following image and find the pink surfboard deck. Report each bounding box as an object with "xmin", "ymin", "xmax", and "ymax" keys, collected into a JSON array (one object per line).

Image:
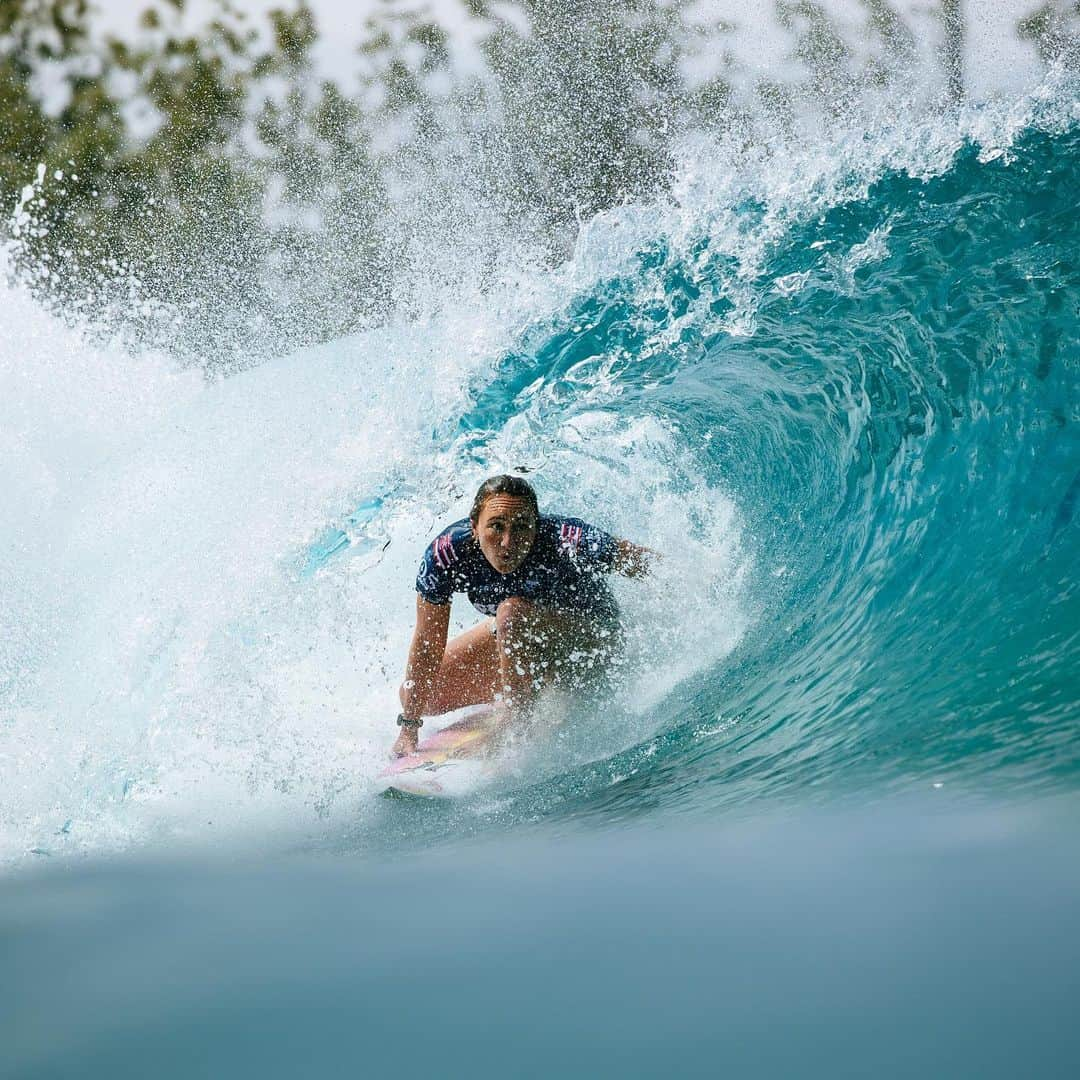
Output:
[{"xmin": 377, "ymin": 706, "xmax": 507, "ymax": 799}]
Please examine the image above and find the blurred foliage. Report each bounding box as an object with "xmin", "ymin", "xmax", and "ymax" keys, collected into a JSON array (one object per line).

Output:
[
  {"xmin": 0, "ymin": 0, "xmax": 1066, "ymax": 364},
  {"xmin": 1019, "ymin": 2, "xmax": 1080, "ymax": 69},
  {"xmin": 479, "ymin": 0, "xmax": 685, "ymax": 227},
  {"xmin": 2, "ymin": 0, "xmax": 273, "ymax": 357}
]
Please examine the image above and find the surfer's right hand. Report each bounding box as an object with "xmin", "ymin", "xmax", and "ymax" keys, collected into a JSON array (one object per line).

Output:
[{"xmin": 392, "ymin": 725, "xmax": 419, "ymax": 758}]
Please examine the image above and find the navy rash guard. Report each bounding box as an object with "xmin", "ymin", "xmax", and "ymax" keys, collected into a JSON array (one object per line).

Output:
[{"xmin": 415, "ymin": 515, "xmax": 621, "ymax": 620}]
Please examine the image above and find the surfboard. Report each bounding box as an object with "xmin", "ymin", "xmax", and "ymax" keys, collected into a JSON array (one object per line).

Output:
[{"xmin": 376, "ymin": 706, "xmax": 507, "ymax": 800}]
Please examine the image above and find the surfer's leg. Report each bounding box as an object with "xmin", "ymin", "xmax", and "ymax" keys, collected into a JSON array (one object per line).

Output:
[
  {"xmin": 494, "ymin": 599, "xmax": 621, "ymax": 713},
  {"xmin": 400, "ymin": 619, "xmax": 500, "ymax": 717},
  {"xmin": 493, "ymin": 598, "xmax": 539, "ymax": 711},
  {"xmin": 543, "ymin": 611, "xmax": 624, "ymax": 697}
]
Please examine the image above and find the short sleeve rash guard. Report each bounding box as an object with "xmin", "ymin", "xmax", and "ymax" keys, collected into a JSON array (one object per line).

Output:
[{"xmin": 415, "ymin": 514, "xmax": 620, "ymax": 619}]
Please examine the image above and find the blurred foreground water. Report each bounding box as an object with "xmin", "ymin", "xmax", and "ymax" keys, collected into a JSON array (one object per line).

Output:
[{"xmin": 4, "ymin": 797, "xmax": 1079, "ymax": 1078}]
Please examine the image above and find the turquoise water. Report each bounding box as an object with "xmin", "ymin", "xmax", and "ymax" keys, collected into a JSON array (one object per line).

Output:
[
  {"xmin": 336, "ymin": 119, "xmax": 1079, "ymax": 846},
  {"xmin": 2, "ymin": 86, "xmax": 1079, "ymax": 1075}
]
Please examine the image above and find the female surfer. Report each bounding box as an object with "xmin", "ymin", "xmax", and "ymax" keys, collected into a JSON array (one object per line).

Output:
[{"xmin": 393, "ymin": 474, "xmax": 654, "ymax": 757}]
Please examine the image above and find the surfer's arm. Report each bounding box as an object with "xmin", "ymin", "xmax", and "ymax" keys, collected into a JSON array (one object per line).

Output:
[
  {"xmin": 399, "ymin": 596, "xmax": 451, "ymax": 724},
  {"xmin": 613, "ymin": 539, "xmax": 659, "ymax": 578}
]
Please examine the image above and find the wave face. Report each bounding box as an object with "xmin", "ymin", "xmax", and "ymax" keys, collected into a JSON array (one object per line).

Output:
[
  {"xmin": 440, "ymin": 106, "xmax": 1080, "ymax": 830},
  {"xmin": 1, "ymin": 87, "xmax": 1078, "ymax": 862}
]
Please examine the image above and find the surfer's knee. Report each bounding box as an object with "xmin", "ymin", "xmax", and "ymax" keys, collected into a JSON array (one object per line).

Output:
[
  {"xmin": 494, "ymin": 596, "xmax": 536, "ymax": 642},
  {"xmin": 495, "ymin": 595, "xmax": 534, "ymax": 626}
]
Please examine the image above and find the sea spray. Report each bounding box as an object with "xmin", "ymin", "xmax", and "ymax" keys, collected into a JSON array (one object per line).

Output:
[{"xmin": 2, "ymin": 74, "xmax": 1078, "ymax": 862}]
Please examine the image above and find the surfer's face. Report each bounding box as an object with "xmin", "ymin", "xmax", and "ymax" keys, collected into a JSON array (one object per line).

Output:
[{"xmin": 473, "ymin": 494, "xmax": 538, "ymax": 574}]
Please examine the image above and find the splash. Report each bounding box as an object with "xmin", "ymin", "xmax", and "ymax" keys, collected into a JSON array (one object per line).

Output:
[{"xmin": 2, "ymin": 71, "xmax": 1078, "ymax": 863}]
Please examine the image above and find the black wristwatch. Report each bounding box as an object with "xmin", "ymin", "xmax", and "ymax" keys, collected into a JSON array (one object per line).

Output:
[{"xmin": 397, "ymin": 713, "xmax": 423, "ymax": 729}]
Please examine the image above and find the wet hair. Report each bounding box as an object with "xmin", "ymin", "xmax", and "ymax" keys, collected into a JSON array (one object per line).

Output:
[{"xmin": 469, "ymin": 474, "xmax": 539, "ymax": 524}]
